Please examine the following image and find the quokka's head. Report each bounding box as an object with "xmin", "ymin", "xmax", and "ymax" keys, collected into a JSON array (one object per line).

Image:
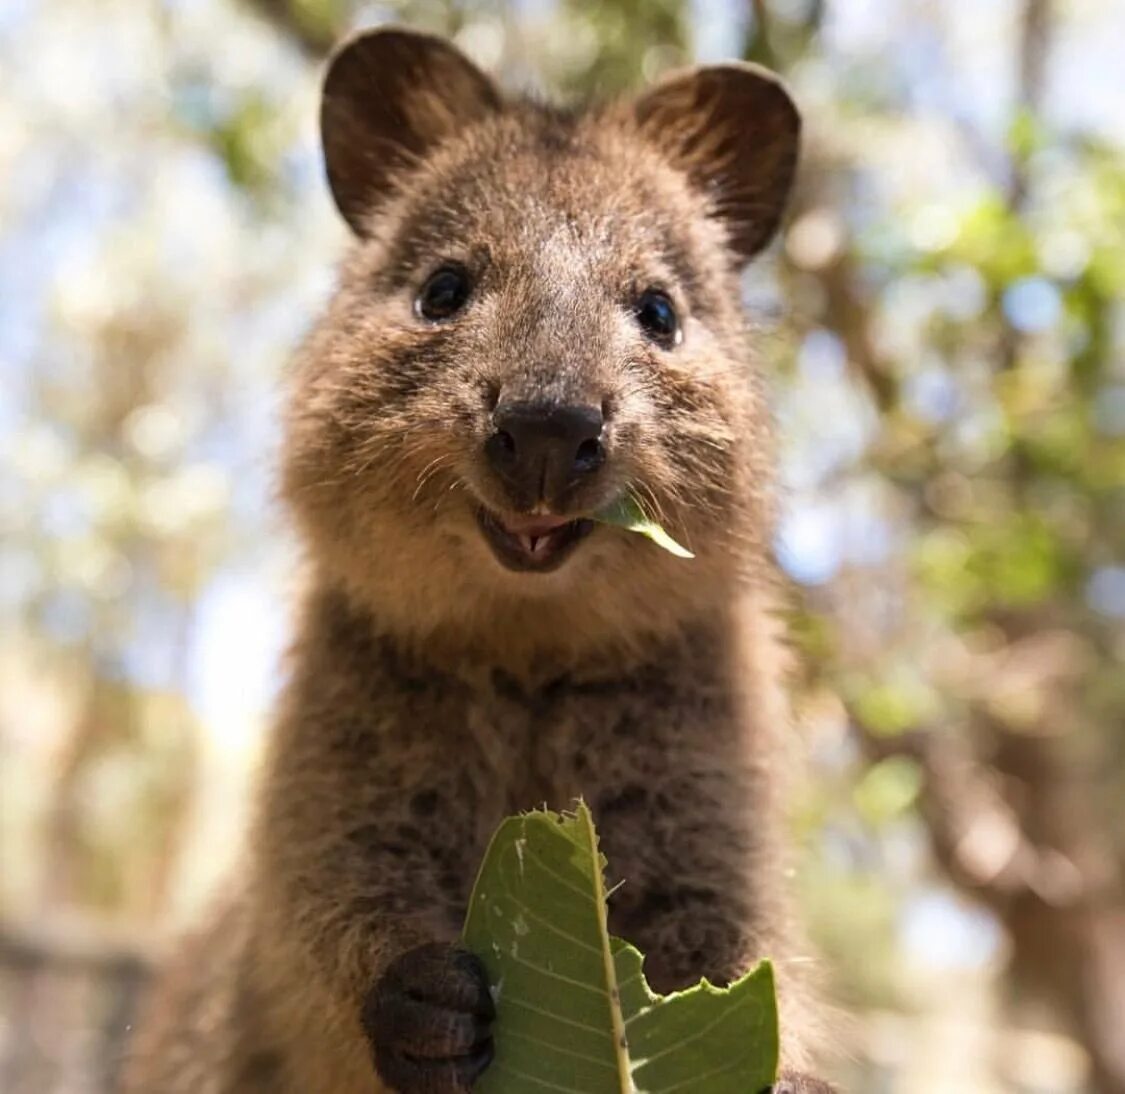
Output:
[{"xmin": 284, "ymin": 28, "xmax": 800, "ymax": 652}]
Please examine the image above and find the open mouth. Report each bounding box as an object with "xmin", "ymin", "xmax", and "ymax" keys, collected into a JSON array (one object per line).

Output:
[{"xmin": 476, "ymin": 509, "xmax": 594, "ymax": 573}]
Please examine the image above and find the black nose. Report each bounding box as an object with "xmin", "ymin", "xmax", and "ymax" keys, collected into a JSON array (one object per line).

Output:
[{"xmin": 485, "ymin": 399, "xmax": 605, "ymax": 506}]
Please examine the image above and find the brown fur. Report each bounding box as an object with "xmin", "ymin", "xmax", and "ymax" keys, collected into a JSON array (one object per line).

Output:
[{"xmin": 122, "ymin": 28, "xmax": 831, "ymax": 1093}]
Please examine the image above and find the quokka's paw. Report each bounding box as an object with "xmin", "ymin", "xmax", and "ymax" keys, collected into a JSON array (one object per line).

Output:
[
  {"xmin": 363, "ymin": 942, "xmax": 495, "ymax": 1093},
  {"xmin": 771, "ymin": 1072, "xmax": 837, "ymax": 1093}
]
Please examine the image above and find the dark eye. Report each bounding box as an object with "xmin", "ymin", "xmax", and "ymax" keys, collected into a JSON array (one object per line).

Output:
[
  {"xmin": 634, "ymin": 289, "xmax": 680, "ymax": 348},
  {"xmin": 415, "ymin": 266, "xmax": 471, "ymax": 321}
]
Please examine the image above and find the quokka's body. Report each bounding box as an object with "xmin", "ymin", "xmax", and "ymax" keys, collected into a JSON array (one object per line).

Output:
[{"xmin": 122, "ymin": 27, "xmax": 835, "ymax": 1094}]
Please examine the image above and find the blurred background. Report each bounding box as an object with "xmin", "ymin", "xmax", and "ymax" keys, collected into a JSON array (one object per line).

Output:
[{"xmin": 2, "ymin": 0, "xmax": 1123, "ymax": 1090}]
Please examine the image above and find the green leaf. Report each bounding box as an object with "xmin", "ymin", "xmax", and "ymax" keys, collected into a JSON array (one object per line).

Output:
[
  {"xmin": 593, "ymin": 495, "xmax": 695, "ymax": 558},
  {"xmin": 461, "ymin": 802, "xmax": 779, "ymax": 1094},
  {"xmin": 852, "ymin": 756, "xmax": 923, "ymax": 825}
]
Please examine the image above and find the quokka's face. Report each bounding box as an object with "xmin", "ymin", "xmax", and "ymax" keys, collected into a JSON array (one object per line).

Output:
[{"xmin": 284, "ymin": 29, "xmax": 799, "ymax": 614}]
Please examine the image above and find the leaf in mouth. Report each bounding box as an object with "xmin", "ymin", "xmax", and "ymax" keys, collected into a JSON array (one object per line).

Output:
[{"xmin": 592, "ymin": 494, "xmax": 694, "ymax": 559}]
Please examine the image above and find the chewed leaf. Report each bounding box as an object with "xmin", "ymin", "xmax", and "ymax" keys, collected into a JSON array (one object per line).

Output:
[
  {"xmin": 593, "ymin": 494, "xmax": 695, "ymax": 559},
  {"xmin": 460, "ymin": 801, "xmax": 779, "ymax": 1093}
]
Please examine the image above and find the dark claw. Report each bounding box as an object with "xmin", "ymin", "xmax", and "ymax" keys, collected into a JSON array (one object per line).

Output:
[
  {"xmin": 364, "ymin": 943, "xmax": 495, "ymax": 1093},
  {"xmin": 373, "ymin": 1039, "xmax": 494, "ymax": 1094}
]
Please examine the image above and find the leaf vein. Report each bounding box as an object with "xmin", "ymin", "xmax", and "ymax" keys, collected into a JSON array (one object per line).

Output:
[
  {"xmin": 495, "ymin": 890, "xmax": 602, "ymax": 955},
  {"xmin": 491, "ymin": 1061, "xmax": 587, "ymax": 1093},
  {"xmin": 644, "ymin": 1039, "xmax": 771, "ymax": 1093},
  {"xmin": 501, "ymin": 1027, "xmax": 619, "ymax": 1069},
  {"xmin": 520, "ymin": 842, "xmax": 600, "ymax": 904},
  {"xmin": 628, "ymin": 990, "xmax": 763, "ymax": 1056},
  {"xmin": 505, "ymin": 950, "xmax": 610, "ymax": 996},
  {"xmin": 502, "ymin": 995, "xmax": 613, "ymax": 1038}
]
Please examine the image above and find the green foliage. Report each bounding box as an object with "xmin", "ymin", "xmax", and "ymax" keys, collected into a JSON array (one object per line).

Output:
[
  {"xmin": 594, "ymin": 494, "xmax": 695, "ymax": 558},
  {"xmin": 849, "ymin": 670, "xmax": 939, "ymax": 738},
  {"xmin": 853, "ymin": 757, "xmax": 922, "ymax": 825},
  {"xmin": 210, "ymin": 92, "xmax": 276, "ymax": 192},
  {"xmin": 462, "ymin": 803, "xmax": 779, "ymax": 1093},
  {"xmin": 558, "ymin": 0, "xmax": 687, "ymax": 97}
]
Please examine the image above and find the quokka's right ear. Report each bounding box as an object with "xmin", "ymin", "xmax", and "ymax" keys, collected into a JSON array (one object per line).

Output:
[
  {"xmin": 633, "ymin": 63, "xmax": 800, "ymax": 263},
  {"xmin": 321, "ymin": 28, "xmax": 502, "ymax": 235}
]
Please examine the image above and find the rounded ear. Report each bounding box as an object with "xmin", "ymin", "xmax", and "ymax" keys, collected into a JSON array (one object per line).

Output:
[
  {"xmin": 321, "ymin": 28, "xmax": 502, "ymax": 235},
  {"xmin": 633, "ymin": 63, "xmax": 801, "ymax": 263}
]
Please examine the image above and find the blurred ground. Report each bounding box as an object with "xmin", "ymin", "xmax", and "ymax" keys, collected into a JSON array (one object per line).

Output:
[{"xmin": 2, "ymin": 0, "xmax": 1123, "ymax": 1090}]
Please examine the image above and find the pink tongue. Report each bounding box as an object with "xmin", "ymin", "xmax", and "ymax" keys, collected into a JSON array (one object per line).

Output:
[
  {"xmin": 502, "ymin": 515, "xmax": 571, "ymax": 537},
  {"xmin": 519, "ymin": 533, "xmax": 552, "ymax": 555}
]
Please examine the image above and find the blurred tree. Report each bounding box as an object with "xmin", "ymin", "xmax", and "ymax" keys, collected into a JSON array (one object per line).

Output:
[{"xmin": 748, "ymin": 1, "xmax": 1125, "ymax": 1088}]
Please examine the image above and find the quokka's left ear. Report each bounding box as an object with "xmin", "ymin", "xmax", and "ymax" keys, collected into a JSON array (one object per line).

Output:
[
  {"xmin": 320, "ymin": 27, "xmax": 502, "ymax": 235},
  {"xmin": 632, "ymin": 63, "xmax": 801, "ymax": 263}
]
